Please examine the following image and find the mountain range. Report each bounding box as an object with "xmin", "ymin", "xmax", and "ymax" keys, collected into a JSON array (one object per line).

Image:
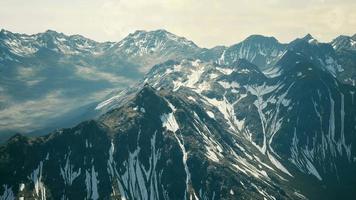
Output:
[{"xmin": 0, "ymin": 29, "xmax": 356, "ymax": 199}]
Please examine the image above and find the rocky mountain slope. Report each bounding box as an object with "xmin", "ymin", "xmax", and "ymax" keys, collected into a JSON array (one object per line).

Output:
[
  {"xmin": 0, "ymin": 29, "xmax": 201, "ymax": 140},
  {"xmin": 1, "ymin": 29, "xmax": 355, "ymax": 140},
  {"xmin": 0, "ymin": 30, "xmax": 356, "ymax": 199},
  {"xmin": 0, "ymin": 85, "xmax": 298, "ymax": 200},
  {"xmin": 1, "ymin": 54, "xmax": 355, "ymax": 199},
  {"xmin": 98, "ymin": 57, "xmax": 356, "ymax": 199}
]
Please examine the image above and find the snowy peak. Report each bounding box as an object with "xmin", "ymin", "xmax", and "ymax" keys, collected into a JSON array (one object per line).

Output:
[
  {"xmin": 0, "ymin": 29, "xmax": 15, "ymax": 36},
  {"xmin": 104, "ymin": 29, "xmax": 202, "ymax": 72},
  {"xmin": 42, "ymin": 29, "xmax": 65, "ymax": 37},
  {"xmin": 352, "ymin": 34, "xmax": 356, "ymax": 41},
  {"xmin": 217, "ymin": 34, "xmax": 286, "ymax": 69},
  {"xmin": 114, "ymin": 29, "xmax": 200, "ymax": 54},
  {"xmin": 279, "ymin": 42, "xmax": 342, "ymax": 78},
  {"xmin": 0, "ymin": 29, "xmax": 113, "ymax": 57},
  {"xmin": 289, "ymin": 34, "xmax": 319, "ymax": 47},
  {"xmin": 331, "ymin": 34, "xmax": 356, "ymax": 51},
  {"xmin": 302, "ymin": 33, "xmax": 318, "ymax": 44},
  {"xmin": 142, "ymin": 29, "xmax": 197, "ymax": 47}
]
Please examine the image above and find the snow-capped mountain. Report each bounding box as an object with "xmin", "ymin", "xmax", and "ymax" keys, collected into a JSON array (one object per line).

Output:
[
  {"xmin": 330, "ymin": 34, "xmax": 356, "ymax": 86},
  {"xmin": 144, "ymin": 57, "xmax": 356, "ymax": 184},
  {"xmin": 0, "ymin": 85, "xmax": 298, "ymax": 200},
  {"xmin": 96, "ymin": 57, "xmax": 356, "ymax": 199},
  {"xmin": 331, "ymin": 34, "xmax": 356, "ymax": 52},
  {"xmin": 212, "ymin": 35, "xmax": 287, "ymax": 70},
  {"xmin": 0, "ymin": 29, "xmax": 118, "ymax": 141},
  {"xmin": 0, "ymin": 29, "xmax": 202, "ymax": 141},
  {"xmin": 1, "ymin": 57, "xmax": 355, "ymax": 199},
  {"xmin": 279, "ymin": 34, "xmax": 342, "ymax": 78},
  {"xmin": 0, "ymin": 29, "xmax": 113, "ymax": 57},
  {"xmin": 1, "ymin": 29, "xmax": 356, "ymax": 199},
  {"xmin": 199, "ymin": 33, "xmax": 356, "ymax": 87},
  {"xmin": 101, "ymin": 29, "xmax": 201, "ymax": 73}
]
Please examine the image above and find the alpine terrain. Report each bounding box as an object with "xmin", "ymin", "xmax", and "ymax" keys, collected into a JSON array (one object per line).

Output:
[{"xmin": 0, "ymin": 29, "xmax": 356, "ymax": 200}]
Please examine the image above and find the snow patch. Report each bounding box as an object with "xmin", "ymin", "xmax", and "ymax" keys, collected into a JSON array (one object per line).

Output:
[
  {"xmin": 28, "ymin": 161, "xmax": 46, "ymax": 200},
  {"xmin": 267, "ymin": 152, "xmax": 293, "ymax": 177},
  {"xmin": 85, "ymin": 166, "xmax": 99, "ymax": 200},
  {"xmin": 216, "ymin": 67, "xmax": 233, "ymax": 75},
  {"xmin": 60, "ymin": 152, "xmax": 81, "ymax": 186},
  {"xmin": 206, "ymin": 111, "xmax": 215, "ymax": 119},
  {"xmin": 0, "ymin": 185, "xmax": 14, "ymax": 200},
  {"xmin": 187, "ymin": 96, "xmax": 196, "ymax": 102},
  {"xmin": 140, "ymin": 107, "xmax": 146, "ymax": 113},
  {"xmin": 161, "ymin": 112, "xmax": 179, "ymax": 133},
  {"xmin": 19, "ymin": 183, "xmax": 25, "ymax": 192}
]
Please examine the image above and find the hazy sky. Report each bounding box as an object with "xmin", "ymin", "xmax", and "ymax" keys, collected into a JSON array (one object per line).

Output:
[{"xmin": 1, "ymin": 0, "xmax": 355, "ymax": 47}]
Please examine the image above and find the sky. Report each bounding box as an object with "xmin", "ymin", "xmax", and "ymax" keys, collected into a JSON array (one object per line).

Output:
[{"xmin": 1, "ymin": 0, "xmax": 355, "ymax": 48}]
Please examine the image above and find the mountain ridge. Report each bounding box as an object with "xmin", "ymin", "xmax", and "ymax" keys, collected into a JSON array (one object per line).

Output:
[
  {"xmin": 2, "ymin": 54, "xmax": 356, "ymax": 198},
  {"xmin": 1, "ymin": 28, "xmax": 356, "ymax": 177}
]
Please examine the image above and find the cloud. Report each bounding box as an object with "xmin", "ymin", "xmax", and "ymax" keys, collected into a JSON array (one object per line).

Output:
[
  {"xmin": 16, "ymin": 66, "xmax": 45, "ymax": 86},
  {"xmin": 0, "ymin": 89, "xmax": 114, "ymax": 132},
  {"xmin": 75, "ymin": 65, "xmax": 135, "ymax": 85}
]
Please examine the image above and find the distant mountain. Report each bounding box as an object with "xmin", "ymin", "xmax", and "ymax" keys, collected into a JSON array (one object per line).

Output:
[
  {"xmin": 214, "ymin": 35, "xmax": 287, "ymax": 70},
  {"xmin": 0, "ymin": 29, "xmax": 113, "ymax": 57},
  {"xmin": 330, "ymin": 34, "xmax": 356, "ymax": 86},
  {"xmin": 331, "ymin": 34, "xmax": 356, "ymax": 51},
  {"xmin": 0, "ymin": 29, "xmax": 117, "ymax": 140},
  {"xmin": 280, "ymin": 34, "xmax": 341, "ymax": 78},
  {"xmin": 0, "ymin": 29, "xmax": 203, "ymax": 140},
  {"xmin": 102, "ymin": 29, "xmax": 201, "ymax": 72},
  {"xmin": 1, "ymin": 28, "xmax": 356, "ymax": 143}
]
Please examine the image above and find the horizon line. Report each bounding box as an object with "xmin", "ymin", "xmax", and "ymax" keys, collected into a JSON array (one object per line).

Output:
[{"xmin": 1, "ymin": 27, "xmax": 355, "ymax": 49}]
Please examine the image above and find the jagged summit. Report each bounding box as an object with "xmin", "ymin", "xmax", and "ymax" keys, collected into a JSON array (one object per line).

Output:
[
  {"xmin": 331, "ymin": 34, "xmax": 356, "ymax": 51},
  {"xmin": 136, "ymin": 83, "xmax": 160, "ymax": 99},
  {"xmin": 43, "ymin": 29, "xmax": 62, "ymax": 35},
  {"xmin": 102, "ymin": 29, "xmax": 202, "ymax": 73},
  {"xmin": 119, "ymin": 29, "xmax": 199, "ymax": 47},
  {"xmin": 351, "ymin": 33, "xmax": 356, "ymax": 40},
  {"xmin": 130, "ymin": 29, "xmax": 170, "ymax": 35},
  {"xmin": 302, "ymin": 33, "xmax": 313, "ymax": 40},
  {"xmin": 218, "ymin": 34, "xmax": 286, "ymax": 69},
  {"xmin": 0, "ymin": 28, "xmax": 10, "ymax": 34},
  {"xmin": 301, "ymin": 33, "xmax": 318, "ymax": 44}
]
